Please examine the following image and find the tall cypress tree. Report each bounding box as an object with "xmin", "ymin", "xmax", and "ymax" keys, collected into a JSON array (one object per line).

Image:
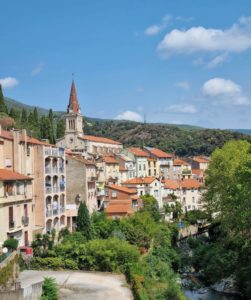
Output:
[
  {"xmin": 20, "ymin": 108, "xmax": 28, "ymax": 126},
  {"xmin": 0, "ymin": 84, "xmax": 8, "ymax": 114},
  {"xmin": 76, "ymin": 201, "xmax": 93, "ymax": 240}
]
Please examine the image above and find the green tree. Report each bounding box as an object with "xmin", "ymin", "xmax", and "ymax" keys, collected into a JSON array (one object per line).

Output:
[
  {"xmin": 0, "ymin": 85, "xmax": 8, "ymax": 114},
  {"xmin": 56, "ymin": 117, "xmax": 65, "ymax": 139},
  {"xmin": 140, "ymin": 194, "xmax": 161, "ymax": 222},
  {"xmin": 76, "ymin": 201, "xmax": 93, "ymax": 240},
  {"xmin": 40, "ymin": 277, "xmax": 58, "ymax": 300},
  {"xmin": 20, "ymin": 108, "xmax": 28, "ymax": 126},
  {"xmin": 204, "ymin": 140, "xmax": 251, "ymax": 238}
]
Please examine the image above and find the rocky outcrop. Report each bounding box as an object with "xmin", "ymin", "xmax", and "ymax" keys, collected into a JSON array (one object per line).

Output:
[{"xmin": 211, "ymin": 275, "xmax": 240, "ymax": 295}]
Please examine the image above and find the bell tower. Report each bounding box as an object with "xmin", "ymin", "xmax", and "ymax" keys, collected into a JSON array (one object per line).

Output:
[{"xmin": 65, "ymin": 79, "xmax": 83, "ymax": 136}]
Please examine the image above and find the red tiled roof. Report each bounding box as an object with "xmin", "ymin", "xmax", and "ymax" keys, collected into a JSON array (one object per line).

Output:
[
  {"xmin": 105, "ymin": 201, "xmax": 133, "ymax": 214},
  {"xmin": 119, "ymin": 166, "xmax": 128, "ymax": 172},
  {"xmin": 164, "ymin": 179, "xmax": 202, "ymax": 190},
  {"xmin": 79, "ymin": 135, "xmax": 122, "ymax": 145},
  {"xmin": 193, "ymin": 156, "xmax": 209, "ymax": 163},
  {"xmin": 192, "ymin": 169, "xmax": 204, "ymax": 176},
  {"xmin": 0, "ymin": 169, "xmax": 32, "ymax": 181},
  {"xmin": 106, "ymin": 184, "xmax": 137, "ymax": 194},
  {"xmin": 102, "ymin": 155, "xmax": 119, "ymax": 164},
  {"xmin": 180, "ymin": 179, "xmax": 202, "ymax": 189},
  {"xmin": 127, "ymin": 147, "xmax": 149, "ymax": 157},
  {"xmin": 149, "ymin": 148, "xmax": 173, "ymax": 158},
  {"xmin": 67, "ymin": 155, "xmax": 97, "ymax": 166},
  {"xmin": 173, "ymin": 159, "xmax": 189, "ymax": 166},
  {"xmin": 164, "ymin": 179, "xmax": 180, "ymax": 190},
  {"xmin": 122, "ymin": 177, "xmax": 157, "ymax": 185},
  {"xmin": 0, "ymin": 129, "xmax": 51, "ymax": 146}
]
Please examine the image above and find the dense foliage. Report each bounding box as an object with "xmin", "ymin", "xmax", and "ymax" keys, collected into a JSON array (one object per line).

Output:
[
  {"xmin": 84, "ymin": 119, "xmax": 251, "ymax": 156},
  {"xmin": 191, "ymin": 140, "xmax": 251, "ymax": 298},
  {"xmin": 76, "ymin": 201, "xmax": 93, "ymax": 240},
  {"xmin": 40, "ymin": 277, "xmax": 58, "ymax": 300},
  {"xmin": 3, "ymin": 238, "xmax": 18, "ymax": 250},
  {"xmin": 30, "ymin": 197, "xmax": 185, "ymax": 300}
]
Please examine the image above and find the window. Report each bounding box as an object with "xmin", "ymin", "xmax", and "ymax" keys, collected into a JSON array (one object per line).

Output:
[
  {"xmin": 27, "ymin": 145, "xmax": 31, "ymax": 157},
  {"xmin": 192, "ymin": 197, "xmax": 195, "ymax": 203},
  {"xmin": 5, "ymin": 158, "xmax": 12, "ymax": 167},
  {"xmin": 105, "ymin": 190, "xmax": 109, "ymax": 197},
  {"xmin": 154, "ymin": 169, "xmax": 156, "ymax": 176},
  {"xmin": 192, "ymin": 188, "xmax": 194, "ymax": 192},
  {"xmin": 154, "ymin": 162, "xmax": 156, "ymax": 168},
  {"xmin": 139, "ymin": 165, "xmax": 141, "ymax": 171},
  {"xmin": 112, "ymin": 191, "xmax": 117, "ymax": 198},
  {"xmin": 4, "ymin": 182, "xmax": 14, "ymax": 196},
  {"xmin": 148, "ymin": 170, "xmax": 151, "ymax": 176},
  {"xmin": 143, "ymin": 164, "xmax": 146, "ymax": 171},
  {"xmin": 183, "ymin": 189, "xmax": 186, "ymax": 194},
  {"xmin": 140, "ymin": 191, "xmax": 143, "ymax": 196},
  {"xmin": 155, "ymin": 182, "xmax": 157, "ymax": 186},
  {"xmin": 16, "ymin": 181, "xmax": 21, "ymax": 195}
]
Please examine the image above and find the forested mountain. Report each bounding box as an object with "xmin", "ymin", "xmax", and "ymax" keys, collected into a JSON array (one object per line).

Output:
[
  {"xmin": 84, "ymin": 119, "xmax": 251, "ymax": 156},
  {"xmin": 1, "ymin": 89, "xmax": 251, "ymax": 156}
]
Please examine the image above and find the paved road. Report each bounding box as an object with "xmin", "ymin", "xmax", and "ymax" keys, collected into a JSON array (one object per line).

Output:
[{"xmin": 20, "ymin": 270, "xmax": 133, "ymax": 300}]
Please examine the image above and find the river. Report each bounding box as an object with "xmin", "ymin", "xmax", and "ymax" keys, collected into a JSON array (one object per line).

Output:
[{"xmin": 184, "ymin": 289, "xmax": 243, "ymax": 300}]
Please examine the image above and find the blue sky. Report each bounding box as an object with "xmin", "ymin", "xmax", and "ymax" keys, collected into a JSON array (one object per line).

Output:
[{"xmin": 1, "ymin": 0, "xmax": 251, "ymax": 129}]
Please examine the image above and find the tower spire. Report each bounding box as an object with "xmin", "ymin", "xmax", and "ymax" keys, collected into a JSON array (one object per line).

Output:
[{"xmin": 67, "ymin": 79, "xmax": 80, "ymax": 114}]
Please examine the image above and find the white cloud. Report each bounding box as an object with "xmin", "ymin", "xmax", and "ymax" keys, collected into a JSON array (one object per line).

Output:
[
  {"xmin": 31, "ymin": 63, "xmax": 44, "ymax": 76},
  {"xmin": 157, "ymin": 18, "xmax": 251, "ymax": 57},
  {"xmin": 115, "ymin": 110, "xmax": 143, "ymax": 122},
  {"xmin": 202, "ymin": 78, "xmax": 250, "ymax": 106},
  {"xmin": 207, "ymin": 52, "xmax": 228, "ymax": 68},
  {"xmin": 175, "ymin": 81, "xmax": 190, "ymax": 90},
  {"xmin": 167, "ymin": 104, "xmax": 197, "ymax": 114},
  {"xmin": 0, "ymin": 77, "xmax": 19, "ymax": 89},
  {"xmin": 144, "ymin": 14, "xmax": 172, "ymax": 36}
]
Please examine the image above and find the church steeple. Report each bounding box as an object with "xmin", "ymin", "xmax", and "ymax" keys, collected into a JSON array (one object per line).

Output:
[
  {"xmin": 67, "ymin": 80, "xmax": 81, "ymax": 114},
  {"xmin": 65, "ymin": 79, "xmax": 84, "ymax": 137}
]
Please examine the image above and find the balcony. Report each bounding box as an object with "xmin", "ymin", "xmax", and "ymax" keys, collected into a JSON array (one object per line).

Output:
[
  {"xmin": 87, "ymin": 176, "xmax": 97, "ymax": 182},
  {"xmin": 45, "ymin": 167, "xmax": 51, "ymax": 174},
  {"xmin": 52, "ymin": 167, "xmax": 58, "ymax": 174},
  {"xmin": 46, "ymin": 210, "xmax": 53, "ymax": 217},
  {"xmin": 22, "ymin": 216, "xmax": 29, "ymax": 226},
  {"xmin": 9, "ymin": 221, "xmax": 15, "ymax": 230},
  {"xmin": 59, "ymin": 167, "xmax": 64, "ymax": 173},
  {"xmin": 53, "ymin": 209, "xmax": 58, "ymax": 216},
  {"xmin": 44, "ymin": 148, "xmax": 52, "ymax": 156},
  {"xmin": 60, "ymin": 207, "xmax": 65, "ymax": 214},
  {"xmin": 53, "ymin": 187, "xmax": 58, "ymax": 193},
  {"xmin": 46, "ymin": 187, "xmax": 52, "ymax": 194}
]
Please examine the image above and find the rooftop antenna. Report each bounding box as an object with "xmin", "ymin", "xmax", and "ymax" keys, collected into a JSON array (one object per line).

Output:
[{"xmin": 144, "ymin": 113, "xmax": 146, "ymax": 124}]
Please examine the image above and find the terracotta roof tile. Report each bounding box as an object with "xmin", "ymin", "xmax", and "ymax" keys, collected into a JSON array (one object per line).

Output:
[
  {"xmin": 102, "ymin": 155, "xmax": 119, "ymax": 164},
  {"xmin": 0, "ymin": 169, "xmax": 32, "ymax": 181},
  {"xmin": 119, "ymin": 166, "xmax": 128, "ymax": 172},
  {"xmin": 127, "ymin": 147, "xmax": 149, "ymax": 157},
  {"xmin": 164, "ymin": 179, "xmax": 180, "ymax": 189},
  {"xmin": 122, "ymin": 177, "xmax": 157, "ymax": 185},
  {"xmin": 106, "ymin": 184, "xmax": 137, "ymax": 194},
  {"xmin": 193, "ymin": 156, "xmax": 210, "ymax": 163},
  {"xmin": 149, "ymin": 148, "xmax": 173, "ymax": 158},
  {"xmin": 80, "ymin": 135, "xmax": 122, "ymax": 145},
  {"xmin": 173, "ymin": 159, "xmax": 189, "ymax": 166},
  {"xmin": 192, "ymin": 169, "xmax": 204, "ymax": 176},
  {"xmin": 105, "ymin": 201, "xmax": 133, "ymax": 214},
  {"xmin": 164, "ymin": 179, "xmax": 202, "ymax": 189}
]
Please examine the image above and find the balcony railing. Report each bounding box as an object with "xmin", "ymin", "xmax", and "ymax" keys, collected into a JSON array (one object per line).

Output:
[
  {"xmin": 9, "ymin": 221, "xmax": 15, "ymax": 230},
  {"xmin": 44, "ymin": 148, "xmax": 52, "ymax": 156},
  {"xmin": 59, "ymin": 167, "xmax": 64, "ymax": 173},
  {"xmin": 45, "ymin": 167, "xmax": 51, "ymax": 174},
  {"xmin": 22, "ymin": 216, "xmax": 29, "ymax": 226},
  {"xmin": 53, "ymin": 209, "xmax": 58, "ymax": 215},
  {"xmin": 46, "ymin": 187, "xmax": 52, "ymax": 194},
  {"xmin": 87, "ymin": 176, "xmax": 97, "ymax": 182},
  {"xmin": 53, "ymin": 187, "xmax": 58, "ymax": 193},
  {"xmin": 52, "ymin": 167, "xmax": 58, "ymax": 173},
  {"xmin": 60, "ymin": 207, "xmax": 65, "ymax": 214},
  {"xmin": 46, "ymin": 210, "xmax": 53, "ymax": 217}
]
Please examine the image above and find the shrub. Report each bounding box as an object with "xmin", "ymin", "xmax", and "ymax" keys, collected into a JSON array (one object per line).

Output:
[
  {"xmin": 79, "ymin": 238, "xmax": 140, "ymax": 272},
  {"xmin": 3, "ymin": 238, "xmax": 18, "ymax": 250},
  {"xmin": 40, "ymin": 277, "xmax": 58, "ymax": 300},
  {"xmin": 31, "ymin": 257, "xmax": 64, "ymax": 270}
]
